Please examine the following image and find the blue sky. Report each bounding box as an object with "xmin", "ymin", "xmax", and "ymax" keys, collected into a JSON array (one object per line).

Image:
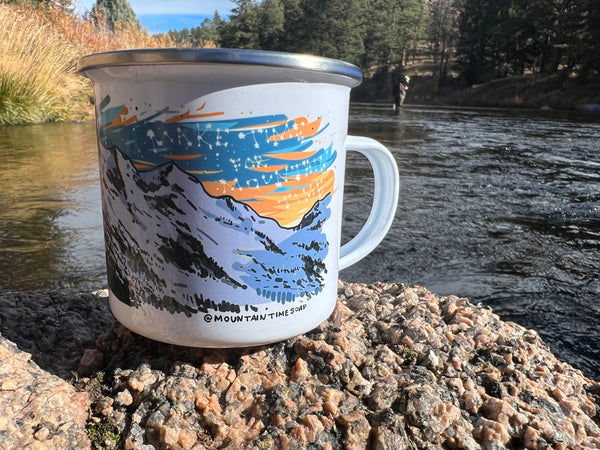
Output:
[{"xmin": 76, "ymin": 0, "xmax": 235, "ymax": 33}]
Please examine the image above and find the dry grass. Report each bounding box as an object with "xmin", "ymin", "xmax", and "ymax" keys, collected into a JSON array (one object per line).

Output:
[
  {"xmin": 0, "ymin": 4, "xmax": 178, "ymax": 124},
  {"xmin": 0, "ymin": 5, "xmax": 75, "ymax": 124}
]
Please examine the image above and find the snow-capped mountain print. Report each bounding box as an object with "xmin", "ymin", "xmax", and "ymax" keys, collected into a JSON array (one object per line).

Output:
[{"xmin": 96, "ymin": 87, "xmax": 341, "ymax": 315}]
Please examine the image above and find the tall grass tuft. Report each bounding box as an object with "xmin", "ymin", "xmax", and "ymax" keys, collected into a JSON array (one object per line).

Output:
[
  {"xmin": 0, "ymin": 4, "xmax": 177, "ymax": 124},
  {"xmin": 0, "ymin": 5, "xmax": 76, "ymax": 124}
]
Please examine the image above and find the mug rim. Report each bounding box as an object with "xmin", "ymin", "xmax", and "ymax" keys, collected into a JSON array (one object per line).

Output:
[{"xmin": 77, "ymin": 48, "xmax": 363, "ymax": 86}]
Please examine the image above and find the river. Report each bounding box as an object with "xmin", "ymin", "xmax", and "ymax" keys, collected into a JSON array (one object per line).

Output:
[{"xmin": 1, "ymin": 105, "xmax": 599, "ymax": 380}]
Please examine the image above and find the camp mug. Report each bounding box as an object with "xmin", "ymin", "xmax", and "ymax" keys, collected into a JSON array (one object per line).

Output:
[{"xmin": 78, "ymin": 48, "xmax": 399, "ymax": 347}]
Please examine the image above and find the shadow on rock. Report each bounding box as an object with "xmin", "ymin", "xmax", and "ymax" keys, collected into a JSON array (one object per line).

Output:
[{"xmin": 0, "ymin": 290, "xmax": 114, "ymax": 380}]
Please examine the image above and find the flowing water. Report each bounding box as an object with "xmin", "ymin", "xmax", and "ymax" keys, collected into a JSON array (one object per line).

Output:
[
  {"xmin": 0, "ymin": 123, "xmax": 104, "ymax": 290},
  {"xmin": 1, "ymin": 106, "xmax": 599, "ymax": 379}
]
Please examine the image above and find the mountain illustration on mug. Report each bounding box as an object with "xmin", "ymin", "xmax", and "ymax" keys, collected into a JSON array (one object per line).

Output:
[{"xmin": 97, "ymin": 95, "xmax": 336, "ymax": 314}]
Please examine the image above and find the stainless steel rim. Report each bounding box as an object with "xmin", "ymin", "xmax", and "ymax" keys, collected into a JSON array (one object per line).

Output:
[{"xmin": 77, "ymin": 48, "xmax": 363, "ymax": 85}]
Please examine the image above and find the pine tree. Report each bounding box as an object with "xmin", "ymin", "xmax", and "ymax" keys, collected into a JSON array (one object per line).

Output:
[
  {"xmin": 257, "ymin": 0, "xmax": 284, "ymax": 50},
  {"xmin": 219, "ymin": 0, "xmax": 261, "ymax": 49},
  {"xmin": 364, "ymin": 0, "xmax": 428, "ymax": 70},
  {"xmin": 277, "ymin": 0, "xmax": 305, "ymax": 52},
  {"xmin": 297, "ymin": 0, "xmax": 367, "ymax": 65},
  {"xmin": 457, "ymin": 0, "xmax": 505, "ymax": 84},
  {"xmin": 428, "ymin": 0, "xmax": 461, "ymax": 88},
  {"xmin": 583, "ymin": 0, "xmax": 600, "ymax": 73},
  {"xmin": 91, "ymin": 0, "xmax": 138, "ymax": 31}
]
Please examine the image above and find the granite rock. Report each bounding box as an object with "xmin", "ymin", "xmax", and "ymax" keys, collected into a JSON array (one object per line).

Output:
[
  {"xmin": 79, "ymin": 282, "xmax": 600, "ymax": 450},
  {"xmin": 0, "ymin": 282, "xmax": 599, "ymax": 450},
  {"xmin": 0, "ymin": 335, "xmax": 90, "ymax": 450}
]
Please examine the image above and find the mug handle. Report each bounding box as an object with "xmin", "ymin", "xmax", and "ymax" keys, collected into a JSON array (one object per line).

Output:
[{"xmin": 339, "ymin": 136, "xmax": 400, "ymax": 270}]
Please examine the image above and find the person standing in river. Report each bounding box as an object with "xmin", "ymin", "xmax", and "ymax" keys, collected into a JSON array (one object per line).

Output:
[{"xmin": 393, "ymin": 75, "xmax": 410, "ymax": 112}]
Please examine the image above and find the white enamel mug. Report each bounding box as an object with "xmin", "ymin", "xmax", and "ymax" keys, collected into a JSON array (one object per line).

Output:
[{"xmin": 78, "ymin": 49, "xmax": 399, "ymax": 347}]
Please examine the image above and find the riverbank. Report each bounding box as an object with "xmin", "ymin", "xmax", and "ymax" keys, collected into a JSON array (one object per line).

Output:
[
  {"xmin": 428, "ymin": 75, "xmax": 600, "ymax": 110},
  {"xmin": 1, "ymin": 282, "xmax": 598, "ymax": 449},
  {"xmin": 353, "ymin": 73, "xmax": 600, "ymax": 111}
]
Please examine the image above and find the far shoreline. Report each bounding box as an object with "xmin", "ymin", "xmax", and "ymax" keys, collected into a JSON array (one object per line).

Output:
[{"xmin": 352, "ymin": 73, "xmax": 600, "ymax": 112}]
